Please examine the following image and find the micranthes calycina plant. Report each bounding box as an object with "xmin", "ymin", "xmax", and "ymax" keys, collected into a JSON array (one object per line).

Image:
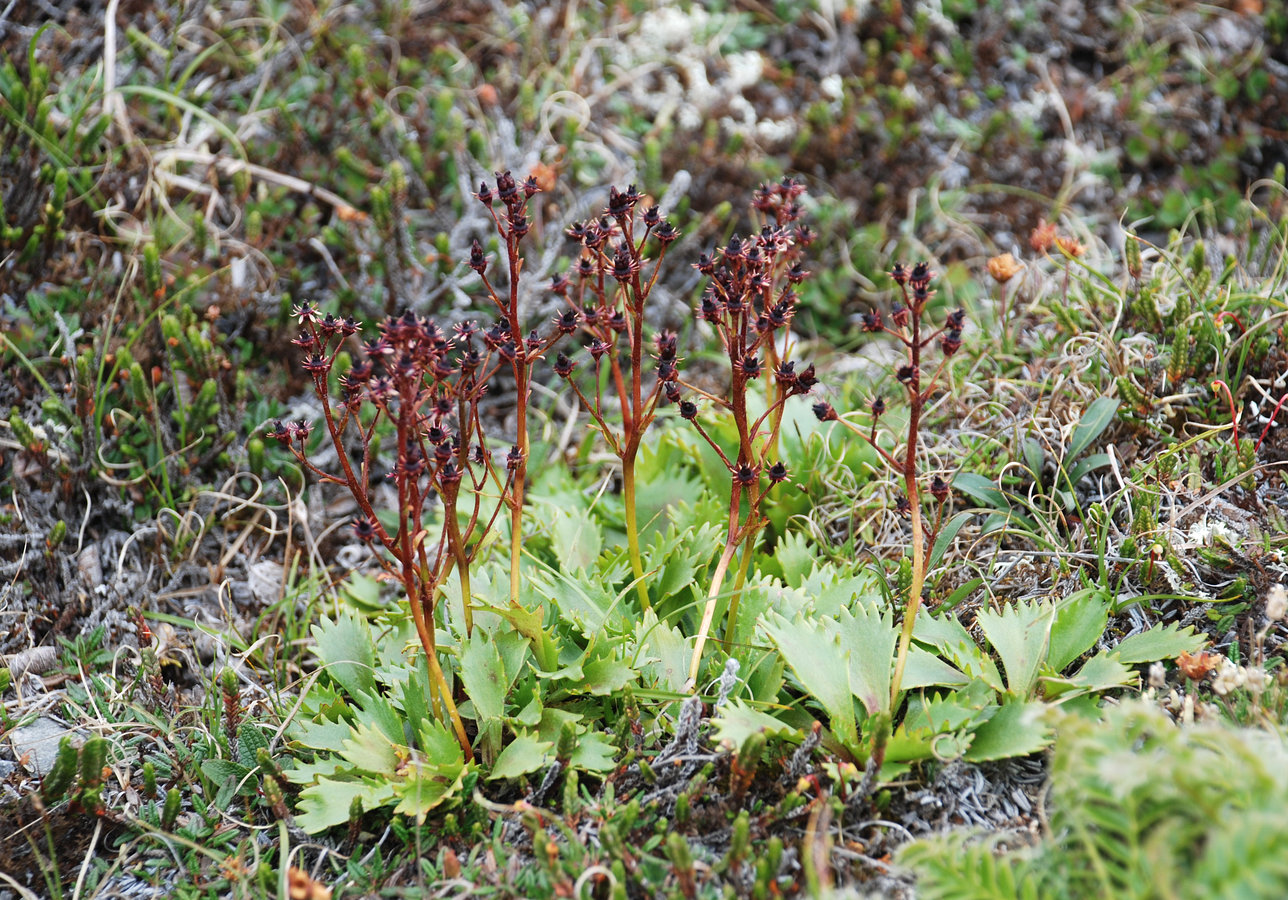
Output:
[
  {"xmin": 551, "ymin": 184, "xmax": 681, "ymax": 611},
  {"xmin": 813, "ymin": 262, "xmax": 962, "ymax": 707},
  {"xmin": 679, "ymin": 178, "xmax": 820, "ymax": 688},
  {"xmin": 267, "ymin": 303, "xmax": 538, "ymax": 760}
]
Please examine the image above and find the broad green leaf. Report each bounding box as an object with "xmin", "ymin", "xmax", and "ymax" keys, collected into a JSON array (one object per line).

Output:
[
  {"xmin": 393, "ymin": 760, "xmax": 465, "ymax": 822},
  {"xmin": 581, "ymin": 655, "xmax": 637, "ymax": 695},
  {"xmin": 1047, "ymin": 589, "xmax": 1111, "ymax": 673},
  {"xmin": 1067, "ymin": 397, "xmax": 1120, "ymax": 461},
  {"xmin": 547, "ymin": 504, "xmax": 601, "ymax": 574},
  {"xmin": 1066, "ymin": 452, "xmax": 1113, "ymax": 485},
  {"xmin": 295, "ymin": 778, "xmax": 394, "ymax": 833},
  {"xmin": 978, "ymin": 601, "xmax": 1055, "ymax": 698},
  {"xmin": 291, "ymin": 718, "xmax": 353, "ymax": 751},
  {"xmin": 490, "ymin": 732, "xmax": 553, "ymax": 780},
  {"xmin": 1112, "ymin": 623, "xmax": 1205, "ymax": 664},
  {"xmin": 459, "ymin": 631, "xmax": 509, "ymax": 722},
  {"xmin": 634, "ymin": 610, "xmax": 691, "ymax": 692},
  {"xmin": 568, "ymin": 731, "xmax": 617, "ymax": 772},
  {"xmin": 915, "ymin": 613, "xmax": 1004, "ymax": 691},
  {"xmin": 311, "ymin": 610, "xmax": 376, "ymax": 698},
  {"xmin": 952, "ymin": 472, "xmax": 1011, "ymax": 510},
  {"xmin": 835, "ymin": 603, "xmax": 899, "ymax": 714},
  {"xmin": 1043, "ymin": 652, "xmax": 1134, "ymax": 698},
  {"xmin": 417, "ymin": 718, "xmax": 466, "ymax": 764},
  {"xmin": 774, "ymin": 531, "xmax": 816, "ymax": 587},
  {"xmin": 710, "ymin": 699, "xmax": 803, "ymax": 749},
  {"xmin": 901, "ymin": 646, "xmax": 970, "ymax": 691},
  {"xmin": 964, "ymin": 701, "xmax": 1052, "ymax": 762},
  {"xmin": 339, "ymin": 722, "xmax": 399, "ymax": 773},
  {"xmin": 762, "ymin": 612, "xmax": 858, "ymax": 751},
  {"xmin": 340, "ymin": 572, "xmax": 388, "ymax": 613}
]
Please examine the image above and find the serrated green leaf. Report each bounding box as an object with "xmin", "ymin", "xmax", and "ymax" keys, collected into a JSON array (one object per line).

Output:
[
  {"xmin": 710, "ymin": 699, "xmax": 803, "ymax": 750},
  {"xmin": 295, "ymin": 778, "xmax": 395, "ymax": 833},
  {"xmin": 774, "ymin": 530, "xmax": 816, "ymax": 587},
  {"xmin": 1047, "ymin": 589, "xmax": 1111, "ymax": 673},
  {"xmin": 1112, "ymin": 623, "xmax": 1205, "ymax": 664},
  {"xmin": 902, "ymin": 646, "xmax": 970, "ymax": 691},
  {"xmin": 311, "ymin": 610, "xmax": 376, "ymax": 698},
  {"xmin": 490, "ymin": 732, "xmax": 553, "ymax": 780},
  {"xmin": 581, "ymin": 654, "xmax": 637, "ymax": 695},
  {"xmin": 340, "ymin": 722, "xmax": 399, "ymax": 773},
  {"xmin": 392, "ymin": 757, "xmax": 465, "ymax": 822},
  {"xmin": 568, "ymin": 731, "xmax": 617, "ymax": 772},
  {"xmin": 460, "ymin": 631, "xmax": 509, "ymax": 722},
  {"xmin": 964, "ymin": 701, "xmax": 1052, "ymax": 761},
  {"xmin": 835, "ymin": 603, "xmax": 898, "ymax": 714},
  {"xmin": 978, "ymin": 601, "xmax": 1055, "ymax": 698},
  {"xmin": 1068, "ymin": 397, "xmax": 1120, "ymax": 461},
  {"xmin": 635, "ymin": 610, "xmax": 692, "ymax": 692},
  {"xmin": 1044, "ymin": 652, "xmax": 1134, "ymax": 698},
  {"xmin": 547, "ymin": 503, "xmax": 601, "ymax": 574},
  {"xmin": 915, "ymin": 613, "xmax": 1004, "ymax": 692},
  {"xmin": 762, "ymin": 612, "xmax": 858, "ymax": 750}
]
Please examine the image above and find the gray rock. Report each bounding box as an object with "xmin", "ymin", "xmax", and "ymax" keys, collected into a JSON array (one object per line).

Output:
[{"xmin": 7, "ymin": 717, "xmax": 84, "ymax": 775}]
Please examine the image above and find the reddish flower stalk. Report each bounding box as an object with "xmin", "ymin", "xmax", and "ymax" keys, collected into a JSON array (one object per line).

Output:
[
  {"xmin": 682, "ymin": 178, "xmax": 819, "ymax": 689},
  {"xmin": 470, "ymin": 172, "xmax": 565, "ymax": 606},
  {"xmin": 815, "ymin": 263, "xmax": 961, "ymax": 708},
  {"xmin": 553, "ymin": 185, "xmax": 681, "ymax": 610},
  {"xmin": 271, "ymin": 305, "xmax": 521, "ymax": 762}
]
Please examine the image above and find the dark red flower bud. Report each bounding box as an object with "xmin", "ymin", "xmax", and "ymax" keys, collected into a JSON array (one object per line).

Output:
[
  {"xmin": 871, "ymin": 396, "xmax": 886, "ymax": 417},
  {"xmin": 737, "ymin": 354, "xmax": 762, "ymax": 378},
  {"xmin": 495, "ymin": 171, "xmax": 517, "ymax": 203},
  {"xmin": 946, "ymin": 308, "xmax": 965, "ymax": 330},
  {"xmin": 664, "ymin": 382, "xmax": 681, "ymax": 404},
  {"xmin": 896, "ymin": 365, "xmax": 916, "ymax": 384},
  {"xmin": 439, "ymin": 459, "xmax": 463, "ymax": 484},
  {"xmin": 554, "ymin": 308, "xmax": 579, "ymax": 334},
  {"xmin": 786, "ymin": 262, "xmax": 809, "ymax": 283},
  {"xmin": 508, "ymin": 210, "xmax": 529, "ymax": 237},
  {"xmin": 607, "ymin": 311, "xmax": 627, "ymax": 333},
  {"xmin": 554, "ymin": 353, "xmax": 576, "ymax": 378},
  {"xmin": 523, "ymin": 176, "xmax": 540, "ymax": 198},
  {"xmin": 550, "ymin": 273, "xmax": 572, "ymax": 297},
  {"xmin": 468, "ymin": 240, "xmax": 487, "ymax": 274},
  {"xmin": 352, "ymin": 517, "xmax": 379, "ymax": 541},
  {"xmin": 700, "ymin": 295, "xmax": 721, "ymax": 323},
  {"xmin": 291, "ymin": 331, "xmax": 315, "ymax": 350},
  {"xmin": 890, "ymin": 263, "xmax": 909, "ymax": 286},
  {"xmin": 679, "ymin": 400, "xmax": 698, "ymax": 420},
  {"xmin": 506, "ymin": 444, "xmax": 523, "ymax": 470},
  {"xmin": 292, "ymin": 301, "xmax": 320, "ymax": 324},
  {"xmin": 656, "ymin": 330, "xmax": 678, "ymax": 360},
  {"xmin": 575, "ymin": 256, "xmax": 596, "ymax": 277},
  {"xmin": 657, "ymin": 359, "xmax": 677, "ymax": 382},
  {"xmin": 642, "ymin": 205, "xmax": 661, "ymax": 228},
  {"xmin": 940, "ymin": 329, "xmax": 962, "ymax": 356},
  {"xmin": 611, "ymin": 243, "xmax": 638, "ymax": 282},
  {"xmin": 566, "ymin": 222, "xmax": 588, "ymax": 243},
  {"xmin": 653, "ymin": 221, "xmax": 679, "ymax": 244},
  {"xmin": 266, "ymin": 420, "xmax": 291, "ymax": 444},
  {"xmin": 775, "ymin": 360, "xmax": 797, "ymax": 386},
  {"xmin": 909, "ymin": 262, "xmax": 933, "ymax": 288},
  {"xmin": 767, "ymin": 461, "xmax": 788, "ymax": 483},
  {"xmin": 694, "ymin": 252, "xmax": 716, "ymax": 275},
  {"xmin": 793, "ymin": 363, "xmax": 818, "ymax": 394},
  {"xmin": 587, "ymin": 339, "xmax": 610, "ymax": 361},
  {"xmin": 301, "ymin": 353, "xmax": 330, "ymax": 375},
  {"xmin": 860, "ymin": 311, "xmax": 882, "ymax": 332},
  {"xmin": 812, "ymin": 402, "xmax": 838, "ymax": 421},
  {"xmin": 733, "ymin": 464, "xmax": 758, "ymax": 486},
  {"xmin": 895, "ymin": 496, "xmax": 911, "ymax": 514},
  {"xmin": 292, "ymin": 419, "xmax": 312, "ymax": 443},
  {"xmin": 475, "ymin": 182, "xmax": 493, "ymax": 204},
  {"xmin": 930, "ymin": 475, "xmax": 949, "ymax": 503},
  {"xmin": 891, "ymin": 303, "xmax": 910, "ymax": 328}
]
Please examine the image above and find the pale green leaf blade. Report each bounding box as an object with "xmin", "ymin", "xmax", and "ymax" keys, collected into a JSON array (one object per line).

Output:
[
  {"xmin": 762, "ymin": 612, "xmax": 858, "ymax": 750},
  {"xmin": 1112, "ymin": 623, "xmax": 1205, "ymax": 664},
  {"xmin": 978, "ymin": 601, "xmax": 1055, "ymax": 697},
  {"xmin": 902, "ymin": 646, "xmax": 970, "ymax": 691},
  {"xmin": 295, "ymin": 778, "xmax": 395, "ymax": 833},
  {"xmin": 1047, "ymin": 589, "xmax": 1111, "ymax": 673},
  {"xmin": 311, "ymin": 610, "xmax": 376, "ymax": 697},
  {"xmin": 489, "ymin": 733, "xmax": 554, "ymax": 780},
  {"xmin": 568, "ymin": 731, "xmax": 617, "ymax": 772},
  {"xmin": 710, "ymin": 699, "xmax": 803, "ymax": 750},
  {"xmin": 964, "ymin": 702, "xmax": 1053, "ymax": 762},
  {"xmin": 459, "ymin": 631, "xmax": 509, "ymax": 722},
  {"xmin": 836, "ymin": 603, "xmax": 898, "ymax": 714}
]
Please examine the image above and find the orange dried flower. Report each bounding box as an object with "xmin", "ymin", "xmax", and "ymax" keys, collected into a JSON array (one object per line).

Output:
[
  {"xmin": 1055, "ymin": 236, "xmax": 1086, "ymax": 258},
  {"xmin": 986, "ymin": 252, "xmax": 1021, "ymax": 283},
  {"xmin": 1029, "ymin": 221, "xmax": 1058, "ymax": 254},
  {"xmin": 287, "ymin": 867, "xmax": 332, "ymax": 900},
  {"xmin": 1175, "ymin": 650, "xmax": 1222, "ymax": 681}
]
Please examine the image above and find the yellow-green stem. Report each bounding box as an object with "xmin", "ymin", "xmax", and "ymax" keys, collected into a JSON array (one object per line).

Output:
[
  {"xmin": 721, "ymin": 523, "xmax": 758, "ymax": 652},
  {"xmin": 623, "ymin": 459, "xmax": 651, "ymax": 610},
  {"xmin": 889, "ymin": 470, "xmax": 926, "ymax": 709},
  {"xmin": 688, "ymin": 540, "xmax": 741, "ymax": 690}
]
